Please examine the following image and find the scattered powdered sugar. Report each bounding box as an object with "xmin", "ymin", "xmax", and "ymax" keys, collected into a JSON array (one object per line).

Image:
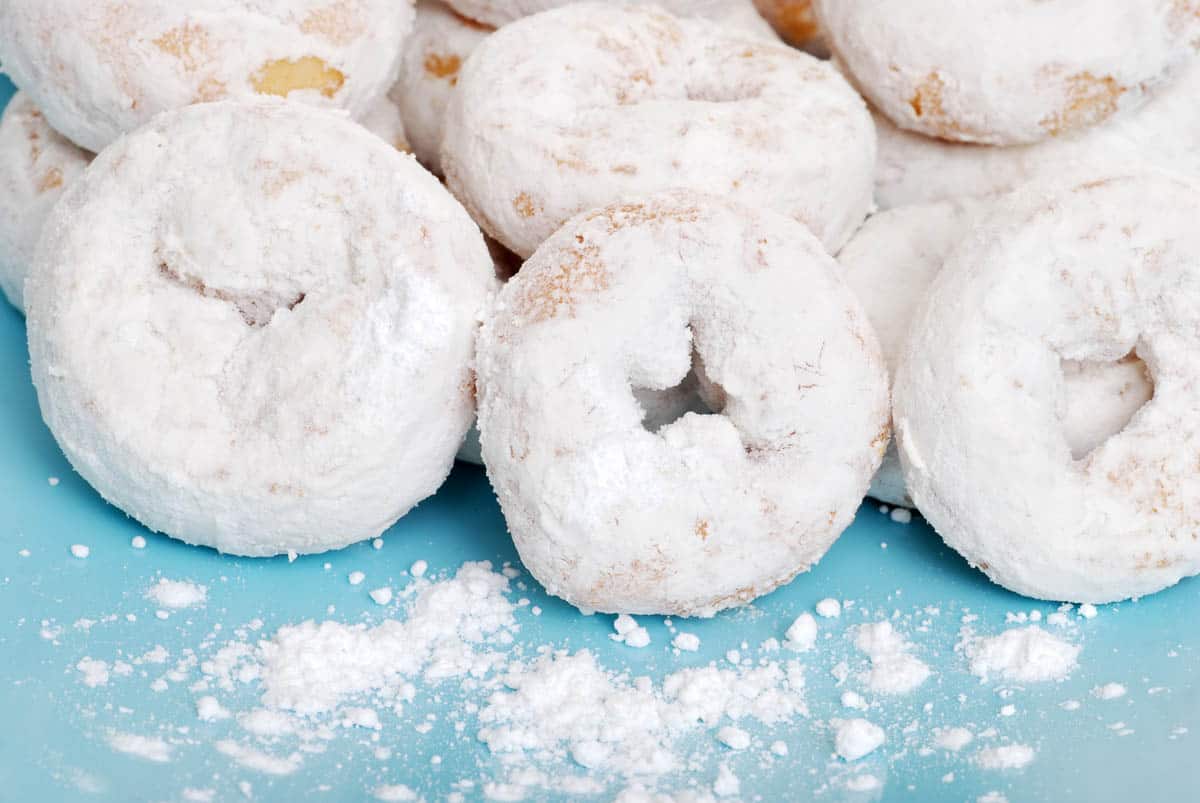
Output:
[
  {"xmin": 716, "ymin": 725, "xmax": 751, "ymax": 750},
  {"xmin": 131, "ymin": 536, "xmax": 147, "ymax": 549},
  {"xmin": 77, "ymin": 657, "xmax": 110, "ymax": 687},
  {"xmin": 713, "ymin": 763, "xmax": 739, "ymax": 797},
  {"xmin": 146, "ymin": 579, "xmax": 208, "ymax": 609},
  {"xmin": 1093, "ymin": 682, "xmax": 1127, "ymax": 700},
  {"xmin": 107, "ymin": 732, "xmax": 173, "ymax": 763},
  {"xmin": 961, "ymin": 626, "xmax": 1080, "ymax": 683},
  {"xmin": 933, "ymin": 727, "xmax": 974, "ymax": 752},
  {"xmin": 373, "ymin": 784, "xmax": 420, "ymax": 801},
  {"xmin": 975, "ymin": 743, "xmax": 1035, "ymax": 770},
  {"xmin": 854, "ymin": 621, "xmax": 931, "ymax": 694},
  {"xmin": 369, "ymin": 587, "xmax": 394, "ymax": 606},
  {"xmin": 833, "ymin": 718, "xmax": 885, "ymax": 761},
  {"xmin": 214, "ymin": 740, "xmax": 303, "ymax": 775},
  {"xmin": 70, "ymin": 544, "xmax": 90, "ymax": 559}
]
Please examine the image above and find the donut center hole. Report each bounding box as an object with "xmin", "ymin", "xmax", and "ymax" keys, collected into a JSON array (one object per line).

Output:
[
  {"xmin": 635, "ymin": 369, "xmax": 712, "ymax": 433},
  {"xmin": 1060, "ymin": 352, "xmax": 1154, "ymax": 460},
  {"xmin": 156, "ymin": 258, "xmax": 306, "ymax": 328}
]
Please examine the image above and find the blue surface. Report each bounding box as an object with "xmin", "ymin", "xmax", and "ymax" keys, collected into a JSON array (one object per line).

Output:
[{"xmin": 2, "ymin": 75, "xmax": 1199, "ymax": 803}]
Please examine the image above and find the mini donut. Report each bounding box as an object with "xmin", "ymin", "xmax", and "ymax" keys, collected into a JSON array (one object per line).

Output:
[
  {"xmin": 0, "ymin": 0, "xmax": 416, "ymax": 152},
  {"xmin": 389, "ymin": 0, "xmax": 492, "ymax": 176},
  {"xmin": 441, "ymin": 0, "xmax": 776, "ymax": 35},
  {"xmin": 751, "ymin": 0, "xmax": 827, "ymax": 55},
  {"xmin": 893, "ymin": 173, "xmax": 1200, "ymax": 602},
  {"xmin": 477, "ymin": 191, "xmax": 889, "ymax": 616},
  {"xmin": 391, "ymin": 0, "xmax": 777, "ymax": 178},
  {"xmin": 0, "ymin": 92, "xmax": 91, "ymax": 312},
  {"xmin": 26, "ymin": 100, "xmax": 495, "ymax": 556},
  {"xmin": 839, "ymin": 199, "xmax": 1153, "ymax": 508},
  {"xmin": 874, "ymin": 60, "xmax": 1200, "ymax": 209},
  {"xmin": 441, "ymin": 3, "xmax": 875, "ymax": 258},
  {"xmin": 0, "ymin": 91, "xmax": 413, "ymax": 314},
  {"xmin": 814, "ymin": 0, "xmax": 1198, "ymax": 145}
]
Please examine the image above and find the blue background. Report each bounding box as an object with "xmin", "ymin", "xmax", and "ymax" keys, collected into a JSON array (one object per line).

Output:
[{"xmin": 1, "ymin": 75, "xmax": 1197, "ymax": 803}]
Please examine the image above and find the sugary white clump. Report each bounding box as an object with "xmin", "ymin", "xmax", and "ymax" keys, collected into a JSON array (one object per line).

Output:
[
  {"xmin": 785, "ymin": 614, "xmax": 818, "ymax": 652},
  {"xmin": 611, "ymin": 615, "xmax": 651, "ymax": 648},
  {"xmin": 854, "ymin": 621, "xmax": 931, "ymax": 694},
  {"xmin": 1093, "ymin": 682, "xmax": 1127, "ymax": 700},
  {"xmin": 815, "ymin": 598, "xmax": 841, "ymax": 618},
  {"xmin": 0, "ymin": 0, "xmax": 416, "ymax": 152},
  {"xmin": 934, "ymin": 727, "xmax": 974, "ymax": 752},
  {"xmin": 673, "ymin": 633, "xmax": 701, "ymax": 652},
  {"xmin": 832, "ymin": 718, "xmax": 885, "ymax": 761},
  {"xmin": 962, "ymin": 626, "xmax": 1080, "ymax": 683},
  {"xmin": 146, "ymin": 579, "xmax": 208, "ymax": 609}
]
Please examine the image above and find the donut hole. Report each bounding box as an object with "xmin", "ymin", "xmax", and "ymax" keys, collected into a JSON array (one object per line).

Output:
[
  {"xmin": 634, "ymin": 368, "xmax": 712, "ymax": 433},
  {"xmin": 1060, "ymin": 352, "xmax": 1154, "ymax": 460}
]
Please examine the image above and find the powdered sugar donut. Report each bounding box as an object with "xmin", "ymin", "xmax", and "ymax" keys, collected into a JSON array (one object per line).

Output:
[
  {"xmin": 442, "ymin": 3, "xmax": 874, "ymax": 258},
  {"xmin": 840, "ymin": 199, "xmax": 1153, "ymax": 508},
  {"xmin": 26, "ymin": 100, "xmax": 495, "ymax": 556},
  {"xmin": 389, "ymin": 1, "xmax": 492, "ymax": 176},
  {"xmin": 443, "ymin": 0, "xmax": 776, "ymax": 35},
  {"xmin": 815, "ymin": 0, "xmax": 1198, "ymax": 145},
  {"xmin": 893, "ymin": 173, "xmax": 1200, "ymax": 602},
  {"xmin": 478, "ymin": 191, "xmax": 889, "ymax": 616},
  {"xmin": 392, "ymin": 0, "xmax": 777, "ymax": 178},
  {"xmin": 874, "ymin": 60, "xmax": 1200, "ymax": 209},
  {"xmin": 0, "ymin": 92, "xmax": 91, "ymax": 312},
  {"xmin": 0, "ymin": 0, "xmax": 415, "ymax": 152}
]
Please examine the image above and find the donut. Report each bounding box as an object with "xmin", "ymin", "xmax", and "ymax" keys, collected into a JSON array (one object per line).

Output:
[
  {"xmin": 892, "ymin": 172, "xmax": 1200, "ymax": 602},
  {"xmin": 839, "ymin": 199, "xmax": 1153, "ymax": 508},
  {"xmin": 390, "ymin": 0, "xmax": 777, "ymax": 178},
  {"xmin": 0, "ymin": 91, "xmax": 412, "ymax": 314},
  {"xmin": 814, "ymin": 0, "xmax": 1198, "ymax": 145},
  {"xmin": 874, "ymin": 59, "xmax": 1200, "ymax": 209},
  {"xmin": 0, "ymin": 0, "xmax": 416, "ymax": 152},
  {"xmin": 477, "ymin": 191, "xmax": 889, "ymax": 616},
  {"xmin": 0, "ymin": 92, "xmax": 91, "ymax": 312},
  {"xmin": 26, "ymin": 100, "xmax": 495, "ymax": 556},
  {"xmin": 441, "ymin": 3, "xmax": 875, "ymax": 259},
  {"xmin": 441, "ymin": 0, "xmax": 776, "ymax": 35},
  {"xmin": 389, "ymin": 0, "xmax": 492, "ymax": 176},
  {"xmin": 751, "ymin": 0, "xmax": 827, "ymax": 55}
]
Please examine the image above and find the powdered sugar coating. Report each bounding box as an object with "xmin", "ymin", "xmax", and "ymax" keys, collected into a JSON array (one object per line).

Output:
[
  {"xmin": 442, "ymin": 3, "xmax": 875, "ymax": 258},
  {"xmin": 444, "ymin": 0, "xmax": 777, "ymax": 35},
  {"xmin": 815, "ymin": 0, "xmax": 1198, "ymax": 145},
  {"xmin": 0, "ymin": 0, "xmax": 416, "ymax": 152},
  {"xmin": 26, "ymin": 100, "xmax": 495, "ymax": 556},
  {"xmin": 839, "ymin": 199, "xmax": 1153, "ymax": 507},
  {"xmin": 477, "ymin": 192, "xmax": 889, "ymax": 616},
  {"xmin": 0, "ymin": 92, "xmax": 91, "ymax": 311},
  {"xmin": 893, "ymin": 172, "xmax": 1200, "ymax": 602},
  {"xmin": 874, "ymin": 60, "xmax": 1200, "ymax": 209}
]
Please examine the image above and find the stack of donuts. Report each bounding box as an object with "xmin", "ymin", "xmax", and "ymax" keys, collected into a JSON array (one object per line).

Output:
[{"xmin": 2, "ymin": 0, "xmax": 1198, "ymax": 615}]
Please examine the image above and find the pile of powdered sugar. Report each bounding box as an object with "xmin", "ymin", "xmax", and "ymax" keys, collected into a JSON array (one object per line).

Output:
[{"xmin": 51, "ymin": 557, "xmax": 1146, "ymax": 801}]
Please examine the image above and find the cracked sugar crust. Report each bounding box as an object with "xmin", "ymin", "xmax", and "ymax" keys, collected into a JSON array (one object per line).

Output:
[
  {"xmin": 25, "ymin": 100, "xmax": 496, "ymax": 556},
  {"xmin": 892, "ymin": 172, "xmax": 1200, "ymax": 602},
  {"xmin": 0, "ymin": 0, "xmax": 416, "ymax": 152},
  {"xmin": 873, "ymin": 59, "xmax": 1200, "ymax": 210},
  {"xmin": 443, "ymin": 0, "xmax": 777, "ymax": 35},
  {"xmin": 837, "ymin": 199, "xmax": 1153, "ymax": 508},
  {"xmin": 815, "ymin": 0, "xmax": 1199, "ymax": 145},
  {"xmin": 0, "ymin": 92, "xmax": 92, "ymax": 312},
  {"xmin": 477, "ymin": 190, "xmax": 889, "ymax": 617},
  {"xmin": 441, "ymin": 3, "xmax": 874, "ymax": 259}
]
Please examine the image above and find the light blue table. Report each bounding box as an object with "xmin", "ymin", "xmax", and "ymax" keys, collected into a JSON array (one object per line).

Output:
[{"xmin": 1, "ymin": 76, "xmax": 1196, "ymax": 803}]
